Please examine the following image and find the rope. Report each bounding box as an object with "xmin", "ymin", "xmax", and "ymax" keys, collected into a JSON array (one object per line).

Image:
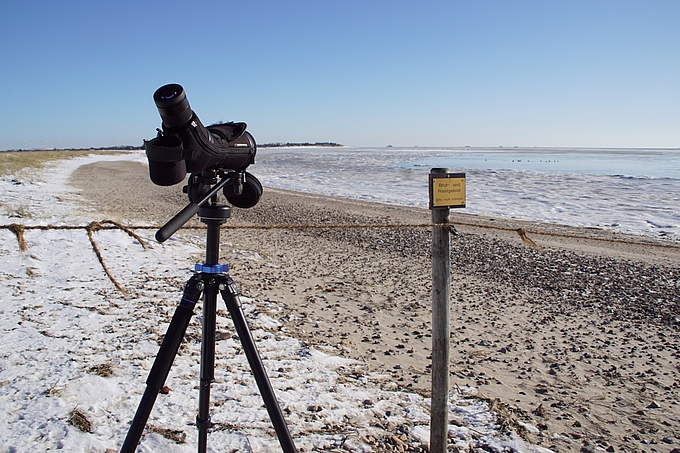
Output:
[
  {"xmin": 84, "ymin": 221, "xmax": 147, "ymax": 299},
  {"xmin": 2, "ymin": 220, "xmax": 678, "ymax": 298},
  {"xmin": 516, "ymin": 228, "xmax": 543, "ymax": 252},
  {"xmin": 86, "ymin": 220, "xmax": 148, "ymax": 249},
  {"xmin": 5, "ymin": 221, "xmax": 148, "ymax": 299},
  {"xmin": 8, "ymin": 224, "xmax": 27, "ymax": 251}
]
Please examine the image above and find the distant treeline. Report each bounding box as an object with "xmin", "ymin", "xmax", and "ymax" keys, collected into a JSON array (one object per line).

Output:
[
  {"xmin": 258, "ymin": 142, "xmax": 343, "ymax": 148},
  {"xmin": 94, "ymin": 145, "xmax": 143, "ymax": 150},
  {"xmin": 4, "ymin": 142, "xmax": 343, "ymax": 152},
  {"xmin": 4, "ymin": 145, "xmax": 143, "ymax": 152}
]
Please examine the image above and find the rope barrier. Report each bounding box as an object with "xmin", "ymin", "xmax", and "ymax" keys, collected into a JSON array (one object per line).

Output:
[
  {"xmin": 84, "ymin": 221, "xmax": 147, "ymax": 299},
  {"xmin": 2, "ymin": 221, "xmax": 678, "ymax": 298},
  {"xmin": 4, "ymin": 221, "xmax": 147, "ymax": 299},
  {"xmin": 3, "ymin": 220, "xmax": 679, "ymax": 250}
]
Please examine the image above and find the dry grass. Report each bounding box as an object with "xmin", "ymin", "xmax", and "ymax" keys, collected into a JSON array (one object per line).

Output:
[
  {"xmin": 0, "ymin": 149, "xmax": 126, "ymax": 178},
  {"xmin": 147, "ymin": 424, "xmax": 187, "ymax": 443},
  {"xmin": 67, "ymin": 408, "xmax": 93, "ymax": 433},
  {"xmin": 88, "ymin": 363, "xmax": 115, "ymax": 377}
]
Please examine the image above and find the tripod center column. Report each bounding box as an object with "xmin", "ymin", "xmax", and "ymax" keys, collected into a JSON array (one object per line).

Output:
[{"xmin": 199, "ymin": 205, "xmax": 231, "ymax": 265}]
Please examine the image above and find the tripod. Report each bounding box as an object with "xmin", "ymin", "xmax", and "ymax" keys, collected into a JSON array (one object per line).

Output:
[{"xmin": 120, "ymin": 173, "xmax": 297, "ymax": 453}]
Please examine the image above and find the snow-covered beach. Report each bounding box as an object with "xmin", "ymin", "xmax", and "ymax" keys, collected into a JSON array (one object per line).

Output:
[{"xmin": 1, "ymin": 151, "xmax": 679, "ymax": 452}]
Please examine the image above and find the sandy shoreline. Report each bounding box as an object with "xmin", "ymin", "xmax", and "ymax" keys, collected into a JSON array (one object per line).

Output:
[{"xmin": 69, "ymin": 160, "xmax": 680, "ymax": 452}]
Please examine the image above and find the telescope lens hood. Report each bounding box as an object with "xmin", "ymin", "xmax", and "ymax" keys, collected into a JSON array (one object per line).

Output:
[
  {"xmin": 145, "ymin": 134, "xmax": 183, "ymax": 162},
  {"xmin": 145, "ymin": 134, "xmax": 187, "ymax": 186}
]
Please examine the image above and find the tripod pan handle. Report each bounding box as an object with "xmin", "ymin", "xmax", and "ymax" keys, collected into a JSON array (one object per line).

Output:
[{"xmin": 156, "ymin": 202, "xmax": 200, "ymax": 242}]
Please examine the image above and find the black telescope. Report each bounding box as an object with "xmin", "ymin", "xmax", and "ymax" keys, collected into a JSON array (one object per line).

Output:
[{"xmin": 144, "ymin": 83, "xmax": 256, "ymax": 187}]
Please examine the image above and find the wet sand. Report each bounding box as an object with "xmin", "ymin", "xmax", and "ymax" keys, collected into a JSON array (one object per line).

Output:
[{"xmin": 70, "ymin": 160, "xmax": 680, "ymax": 453}]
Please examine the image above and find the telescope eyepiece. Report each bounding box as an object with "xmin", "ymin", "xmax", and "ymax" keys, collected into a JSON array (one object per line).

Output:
[
  {"xmin": 157, "ymin": 86, "xmax": 182, "ymax": 101},
  {"xmin": 153, "ymin": 83, "xmax": 193, "ymax": 129}
]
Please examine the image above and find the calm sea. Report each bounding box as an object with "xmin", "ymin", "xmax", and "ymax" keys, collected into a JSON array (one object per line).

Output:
[{"xmin": 253, "ymin": 147, "xmax": 680, "ymax": 240}]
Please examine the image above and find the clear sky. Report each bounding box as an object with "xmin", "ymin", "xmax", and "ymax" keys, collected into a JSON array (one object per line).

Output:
[{"xmin": 1, "ymin": 0, "xmax": 678, "ymax": 150}]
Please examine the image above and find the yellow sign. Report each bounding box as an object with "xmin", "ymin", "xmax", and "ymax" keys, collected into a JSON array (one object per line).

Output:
[{"xmin": 429, "ymin": 174, "xmax": 466, "ymax": 208}]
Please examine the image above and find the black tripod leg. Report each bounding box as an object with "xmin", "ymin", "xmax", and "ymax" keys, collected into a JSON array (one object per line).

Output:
[
  {"xmin": 120, "ymin": 276, "xmax": 203, "ymax": 453},
  {"xmin": 197, "ymin": 281, "xmax": 218, "ymax": 452},
  {"xmin": 220, "ymin": 277, "xmax": 298, "ymax": 453}
]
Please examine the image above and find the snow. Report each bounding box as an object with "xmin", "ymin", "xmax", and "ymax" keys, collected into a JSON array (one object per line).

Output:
[{"xmin": 0, "ymin": 153, "xmax": 551, "ymax": 452}]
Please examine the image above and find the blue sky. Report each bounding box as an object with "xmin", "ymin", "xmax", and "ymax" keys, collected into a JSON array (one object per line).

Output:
[{"xmin": 1, "ymin": 0, "xmax": 678, "ymax": 149}]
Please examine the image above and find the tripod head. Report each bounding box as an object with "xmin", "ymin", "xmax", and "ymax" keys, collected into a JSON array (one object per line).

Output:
[{"xmin": 155, "ymin": 169, "xmax": 262, "ymax": 242}]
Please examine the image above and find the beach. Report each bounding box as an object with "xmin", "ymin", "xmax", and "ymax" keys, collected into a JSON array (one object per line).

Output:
[{"xmin": 68, "ymin": 159, "xmax": 680, "ymax": 452}]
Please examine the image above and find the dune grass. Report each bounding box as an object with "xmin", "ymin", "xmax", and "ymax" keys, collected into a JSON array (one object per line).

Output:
[
  {"xmin": 1, "ymin": 149, "xmax": 128, "ymax": 219},
  {"xmin": 0, "ymin": 150, "xmax": 125, "ymax": 178}
]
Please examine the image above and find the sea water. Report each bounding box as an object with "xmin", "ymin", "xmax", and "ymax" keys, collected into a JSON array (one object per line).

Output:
[{"xmin": 253, "ymin": 147, "xmax": 680, "ymax": 240}]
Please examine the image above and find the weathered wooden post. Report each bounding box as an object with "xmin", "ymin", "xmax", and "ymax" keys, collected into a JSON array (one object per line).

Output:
[
  {"xmin": 428, "ymin": 168, "xmax": 466, "ymax": 453},
  {"xmin": 430, "ymin": 169, "xmax": 451, "ymax": 453}
]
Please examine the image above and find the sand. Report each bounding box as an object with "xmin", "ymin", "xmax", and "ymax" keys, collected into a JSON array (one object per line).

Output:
[{"xmin": 69, "ymin": 160, "xmax": 680, "ymax": 453}]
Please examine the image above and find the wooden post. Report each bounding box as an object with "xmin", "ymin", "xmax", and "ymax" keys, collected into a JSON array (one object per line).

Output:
[{"xmin": 430, "ymin": 168, "xmax": 451, "ymax": 453}]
